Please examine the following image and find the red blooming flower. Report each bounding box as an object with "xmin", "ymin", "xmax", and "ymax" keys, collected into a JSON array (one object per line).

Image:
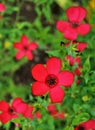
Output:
[
  {"xmin": 47, "ymin": 104, "xmax": 64, "ymax": 119},
  {"xmin": 0, "ymin": 3, "xmax": 6, "ymax": 12},
  {"xmin": 66, "ymin": 55, "xmax": 81, "ymax": 66},
  {"xmin": 0, "ymin": 98, "xmax": 28, "ymax": 124},
  {"xmin": 66, "ymin": 41, "xmax": 87, "ymax": 52},
  {"xmin": 56, "ymin": 6, "xmax": 90, "ymax": 40},
  {"xmin": 75, "ymin": 120, "xmax": 95, "ymax": 130},
  {"xmin": 14, "ymin": 35, "xmax": 38, "ymax": 60},
  {"xmin": 31, "ymin": 57, "xmax": 74, "ymax": 103}
]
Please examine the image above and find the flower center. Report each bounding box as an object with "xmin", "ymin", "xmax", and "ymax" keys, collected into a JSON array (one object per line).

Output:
[
  {"xmin": 45, "ymin": 74, "xmax": 58, "ymax": 88},
  {"xmin": 71, "ymin": 23, "xmax": 79, "ymax": 28},
  {"xmin": 23, "ymin": 46, "xmax": 28, "ymax": 51},
  {"xmin": 79, "ymin": 126, "xmax": 85, "ymax": 130},
  {"xmin": 8, "ymin": 107, "xmax": 15, "ymax": 114}
]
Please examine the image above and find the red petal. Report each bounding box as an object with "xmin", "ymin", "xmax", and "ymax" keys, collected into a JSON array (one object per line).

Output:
[
  {"xmin": 81, "ymin": 120, "xmax": 95, "ymax": 129},
  {"xmin": 58, "ymin": 70, "xmax": 74, "ymax": 87},
  {"xmin": 66, "ymin": 6, "xmax": 86, "ymax": 23},
  {"xmin": 12, "ymin": 98, "xmax": 23, "ymax": 108},
  {"xmin": 12, "ymin": 98, "xmax": 28, "ymax": 114},
  {"xmin": 21, "ymin": 35, "xmax": 29, "ymax": 46},
  {"xmin": 75, "ymin": 57, "xmax": 81, "ymax": 66},
  {"xmin": 0, "ymin": 3, "xmax": 6, "ymax": 12},
  {"xmin": 28, "ymin": 42, "xmax": 38, "ymax": 50},
  {"xmin": 50, "ymin": 87, "xmax": 65, "ymax": 103},
  {"xmin": 66, "ymin": 55, "xmax": 75, "ymax": 66},
  {"xmin": 32, "ymin": 64, "xmax": 47, "ymax": 81},
  {"xmin": 46, "ymin": 57, "xmax": 61, "ymax": 75},
  {"xmin": 78, "ymin": 24, "xmax": 90, "ymax": 35},
  {"xmin": 0, "ymin": 101, "xmax": 9, "ymax": 112},
  {"xmin": 14, "ymin": 42, "xmax": 23, "ymax": 49},
  {"xmin": 14, "ymin": 102, "xmax": 28, "ymax": 114},
  {"xmin": 25, "ymin": 51, "xmax": 33, "ymax": 60},
  {"xmin": 64, "ymin": 27, "xmax": 78, "ymax": 40},
  {"xmin": 0, "ymin": 112, "xmax": 11, "ymax": 124},
  {"xmin": 47, "ymin": 104, "xmax": 57, "ymax": 113},
  {"xmin": 23, "ymin": 106, "xmax": 34, "ymax": 119},
  {"xmin": 32, "ymin": 82, "xmax": 49, "ymax": 96},
  {"xmin": 74, "ymin": 66, "xmax": 82, "ymax": 76},
  {"xmin": 35, "ymin": 112, "xmax": 42, "ymax": 119},
  {"xmin": 15, "ymin": 51, "xmax": 25, "ymax": 60},
  {"xmin": 56, "ymin": 20, "xmax": 70, "ymax": 33},
  {"xmin": 77, "ymin": 42, "xmax": 87, "ymax": 52}
]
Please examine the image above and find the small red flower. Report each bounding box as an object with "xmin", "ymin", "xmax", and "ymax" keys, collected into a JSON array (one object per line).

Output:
[
  {"xmin": 66, "ymin": 41, "xmax": 87, "ymax": 52},
  {"xmin": 31, "ymin": 57, "xmax": 74, "ymax": 103},
  {"xmin": 75, "ymin": 120, "xmax": 95, "ymax": 130},
  {"xmin": 56, "ymin": 6, "xmax": 90, "ymax": 40},
  {"xmin": 23, "ymin": 105, "xmax": 42, "ymax": 119},
  {"xmin": 66, "ymin": 55, "xmax": 81, "ymax": 66},
  {"xmin": 0, "ymin": 98, "xmax": 28, "ymax": 124},
  {"xmin": 0, "ymin": 3, "xmax": 6, "ymax": 12},
  {"xmin": 47, "ymin": 104, "xmax": 64, "ymax": 119},
  {"xmin": 14, "ymin": 35, "xmax": 38, "ymax": 60}
]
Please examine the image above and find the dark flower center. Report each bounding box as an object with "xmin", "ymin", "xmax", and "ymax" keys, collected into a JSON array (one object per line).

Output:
[
  {"xmin": 8, "ymin": 107, "xmax": 15, "ymax": 114},
  {"xmin": 23, "ymin": 46, "xmax": 28, "ymax": 51},
  {"xmin": 45, "ymin": 74, "xmax": 58, "ymax": 88},
  {"xmin": 79, "ymin": 126, "xmax": 85, "ymax": 130},
  {"xmin": 71, "ymin": 23, "xmax": 79, "ymax": 28}
]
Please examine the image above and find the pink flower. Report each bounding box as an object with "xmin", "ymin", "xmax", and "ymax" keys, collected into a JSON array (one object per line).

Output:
[
  {"xmin": 75, "ymin": 120, "xmax": 95, "ymax": 130},
  {"xmin": 56, "ymin": 6, "xmax": 90, "ymax": 40},
  {"xmin": 31, "ymin": 57, "xmax": 74, "ymax": 103},
  {"xmin": 47, "ymin": 104, "xmax": 64, "ymax": 119},
  {"xmin": 14, "ymin": 35, "xmax": 38, "ymax": 60},
  {"xmin": 66, "ymin": 41, "xmax": 87, "ymax": 52},
  {"xmin": 0, "ymin": 98, "xmax": 28, "ymax": 124},
  {"xmin": 0, "ymin": 3, "xmax": 6, "ymax": 12}
]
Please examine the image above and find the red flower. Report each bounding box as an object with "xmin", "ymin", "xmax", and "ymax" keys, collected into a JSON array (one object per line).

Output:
[
  {"xmin": 0, "ymin": 98, "xmax": 28, "ymax": 124},
  {"xmin": 75, "ymin": 120, "xmax": 95, "ymax": 130},
  {"xmin": 66, "ymin": 55, "xmax": 81, "ymax": 66},
  {"xmin": 47, "ymin": 104, "xmax": 64, "ymax": 119},
  {"xmin": 22, "ymin": 105, "xmax": 42, "ymax": 119},
  {"xmin": 0, "ymin": 3, "xmax": 6, "ymax": 12},
  {"xmin": 14, "ymin": 35, "xmax": 38, "ymax": 60},
  {"xmin": 56, "ymin": 6, "xmax": 90, "ymax": 40},
  {"xmin": 74, "ymin": 66, "xmax": 82, "ymax": 76},
  {"xmin": 66, "ymin": 41, "xmax": 87, "ymax": 52},
  {"xmin": 31, "ymin": 57, "xmax": 74, "ymax": 103}
]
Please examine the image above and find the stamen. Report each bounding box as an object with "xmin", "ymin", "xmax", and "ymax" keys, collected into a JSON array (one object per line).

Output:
[
  {"xmin": 71, "ymin": 23, "xmax": 79, "ymax": 28},
  {"xmin": 79, "ymin": 126, "xmax": 85, "ymax": 130},
  {"xmin": 8, "ymin": 107, "xmax": 15, "ymax": 114},
  {"xmin": 45, "ymin": 74, "xmax": 58, "ymax": 88}
]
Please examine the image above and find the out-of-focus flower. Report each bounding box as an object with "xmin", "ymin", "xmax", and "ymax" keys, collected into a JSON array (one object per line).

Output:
[
  {"xmin": 74, "ymin": 66, "xmax": 82, "ymax": 76},
  {"xmin": 31, "ymin": 57, "xmax": 74, "ymax": 103},
  {"xmin": 66, "ymin": 41, "xmax": 87, "ymax": 52},
  {"xmin": 75, "ymin": 120, "xmax": 95, "ymax": 130},
  {"xmin": 14, "ymin": 35, "xmax": 38, "ymax": 60},
  {"xmin": 47, "ymin": 104, "xmax": 64, "ymax": 119},
  {"xmin": 56, "ymin": 6, "xmax": 90, "ymax": 40},
  {"xmin": 0, "ymin": 98, "xmax": 28, "ymax": 124},
  {"xmin": 66, "ymin": 55, "xmax": 81, "ymax": 66},
  {"xmin": 0, "ymin": 3, "xmax": 6, "ymax": 12}
]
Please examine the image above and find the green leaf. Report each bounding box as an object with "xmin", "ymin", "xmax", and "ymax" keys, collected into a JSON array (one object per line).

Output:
[{"xmin": 72, "ymin": 113, "xmax": 90, "ymax": 125}]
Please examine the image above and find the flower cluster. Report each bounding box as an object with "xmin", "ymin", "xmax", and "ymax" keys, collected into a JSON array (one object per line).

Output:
[
  {"xmin": 0, "ymin": 98, "xmax": 41, "ymax": 124},
  {"xmin": 1, "ymin": 4, "xmax": 94, "ymax": 130}
]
